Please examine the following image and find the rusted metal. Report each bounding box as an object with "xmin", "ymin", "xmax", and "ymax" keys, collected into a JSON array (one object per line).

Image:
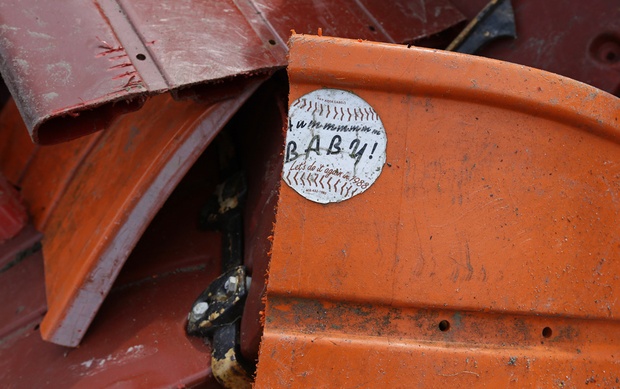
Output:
[
  {"xmin": 211, "ymin": 322, "xmax": 253, "ymax": 389},
  {"xmin": 187, "ymin": 266, "xmax": 254, "ymax": 388},
  {"xmin": 187, "ymin": 266, "xmax": 250, "ymax": 337},
  {"xmin": 0, "ymin": 0, "xmax": 465, "ymax": 144},
  {"xmin": 190, "ymin": 171, "xmax": 256, "ymax": 386},
  {"xmin": 200, "ymin": 171, "xmax": 248, "ymax": 270},
  {"xmin": 254, "ymin": 34, "xmax": 620, "ymax": 387}
]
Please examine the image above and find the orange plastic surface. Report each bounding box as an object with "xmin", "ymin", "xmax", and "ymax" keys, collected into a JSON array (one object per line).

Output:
[
  {"xmin": 0, "ymin": 84, "xmax": 260, "ymax": 347},
  {"xmin": 41, "ymin": 89, "xmax": 261, "ymax": 347},
  {"xmin": 255, "ymin": 35, "xmax": 620, "ymax": 387}
]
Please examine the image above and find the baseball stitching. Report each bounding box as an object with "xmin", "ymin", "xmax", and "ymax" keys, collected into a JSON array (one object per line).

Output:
[
  {"xmin": 291, "ymin": 98, "xmax": 379, "ymax": 121},
  {"xmin": 284, "ymin": 171, "xmax": 359, "ymax": 197}
]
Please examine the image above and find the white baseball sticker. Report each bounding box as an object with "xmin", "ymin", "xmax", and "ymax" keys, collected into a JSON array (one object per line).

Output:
[{"xmin": 283, "ymin": 89, "xmax": 387, "ymax": 204}]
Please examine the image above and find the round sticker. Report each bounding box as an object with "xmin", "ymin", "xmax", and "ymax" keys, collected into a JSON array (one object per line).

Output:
[{"xmin": 283, "ymin": 89, "xmax": 387, "ymax": 204}]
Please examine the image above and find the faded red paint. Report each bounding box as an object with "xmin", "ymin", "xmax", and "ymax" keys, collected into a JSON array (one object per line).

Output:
[
  {"xmin": 0, "ymin": 85, "xmax": 261, "ymax": 347},
  {"xmin": 449, "ymin": 0, "xmax": 620, "ymax": 96},
  {"xmin": 0, "ymin": 140, "xmax": 226, "ymax": 388},
  {"xmin": 0, "ymin": 0, "xmax": 464, "ymax": 144},
  {"xmin": 0, "ymin": 173, "xmax": 27, "ymax": 242}
]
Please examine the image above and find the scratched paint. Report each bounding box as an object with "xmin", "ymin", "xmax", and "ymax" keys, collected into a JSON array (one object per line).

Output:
[
  {"xmin": 75, "ymin": 345, "xmax": 149, "ymax": 376},
  {"xmin": 257, "ymin": 34, "xmax": 620, "ymax": 387}
]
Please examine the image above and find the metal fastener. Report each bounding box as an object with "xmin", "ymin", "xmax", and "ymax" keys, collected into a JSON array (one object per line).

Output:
[{"xmin": 193, "ymin": 302, "xmax": 209, "ymax": 316}]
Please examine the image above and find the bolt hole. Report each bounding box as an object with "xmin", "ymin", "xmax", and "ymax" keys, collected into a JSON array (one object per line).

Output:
[
  {"xmin": 438, "ymin": 320, "xmax": 450, "ymax": 332},
  {"xmin": 368, "ymin": 25, "xmax": 376, "ymax": 32},
  {"xmin": 268, "ymin": 39, "xmax": 276, "ymax": 45},
  {"xmin": 542, "ymin": 326, "xmax": 552, "ymax": 338},
  {"xmin": 33, "ymin": 323, "xmax": 40, "ymax": 331},
  {"xmin": 136, "ymin": 53, "xmax": 146, "ymax": 61},
  {"xmin": 589, "ymin": 33, "xmax": 620, "ymax": 64}
]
